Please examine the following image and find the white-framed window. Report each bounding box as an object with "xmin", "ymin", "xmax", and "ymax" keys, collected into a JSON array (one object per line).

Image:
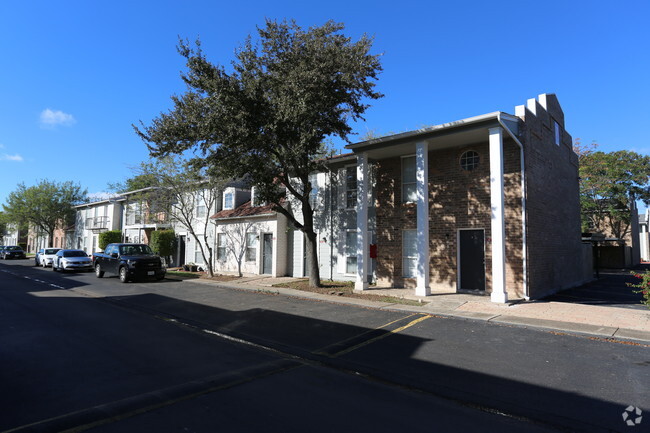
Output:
[
  {"xmin": 345, "ymin": 167, "xmax": 357, "ymax": 209},
  {"xmin": 126, "ymin": 203, "xmax": 142, "ymax": 225},
  {"xmin": 194, "ymin": 240, "xmax": 204, "ymax": 264},
  {"xmin": 196, "ymin": 202, "xmax": 207, "ymax": 218},
  {"xmin": 460, "ymin": 151, "xmax": 480, "ymax": 171},
  {"xmin": 345, "ymin": 230, "xmax": 357, "ymax": 274},
  {"xmin": 309, "ymin": 174, "xmax": 319, "ymax": 209},
  {"xmin": 554, "ymin": 121, "xmax": 561, "ymax": 146},
  {"xmin": 402, "ymin": 229, "xmax": 417, "ymax": 278},
  {"xmin": 402, "ymin": 156, "xmax": 417, "ymax": 203},
  {"xmin": 246, "ymin": 232, "xmax": 258, "ymax": 262},
  {"xmin": 217, "ymin": 233, "xmax": 226, "ymax": 261},
  {"xmin": 224, "ymin": 191, "xmax": 234, "ymax": 210}
]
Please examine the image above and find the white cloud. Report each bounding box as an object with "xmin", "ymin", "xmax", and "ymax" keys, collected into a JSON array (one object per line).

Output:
[
  {"xmin": 40, "ymin": 108, "xmax": 76, "ymax": 128},
  {"xmin": 0, "ymin": 154, "xmax": 24, "ymax": 162},
  {"xmin": 87, "ymin": 191, "xmax": 116, "ymax": 201}
]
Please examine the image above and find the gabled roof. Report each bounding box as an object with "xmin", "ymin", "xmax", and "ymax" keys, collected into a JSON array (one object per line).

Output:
[{"xmin": 211, "ymin": 201, "xmax": 277, "ymax": 221}]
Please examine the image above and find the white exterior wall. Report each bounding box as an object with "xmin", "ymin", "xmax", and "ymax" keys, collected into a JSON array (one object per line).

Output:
[
  {"xmin": 74, "ymin": 201, "xmax": 124, "ymax": 253},
  {"xmin": 2, "ymin": 224, "xmax": 20, "ymax": 246},
  {"xmin": 214, "ymin": 216, "xmax": 287, "ymax": 277}
]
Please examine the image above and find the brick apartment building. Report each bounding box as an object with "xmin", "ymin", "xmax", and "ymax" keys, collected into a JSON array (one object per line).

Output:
[{"xmin": 345, "ymin": 94, "xmax": 591, "ymax": 302}]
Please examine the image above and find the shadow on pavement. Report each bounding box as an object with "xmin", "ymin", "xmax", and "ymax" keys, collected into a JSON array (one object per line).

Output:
[
  {"xmin": 542, "ymin": 266, "xmax": 648, "ymax": 310},
  {"xmin": 2, "ymin": 260, "xmax": 647, "ymax": 432}
]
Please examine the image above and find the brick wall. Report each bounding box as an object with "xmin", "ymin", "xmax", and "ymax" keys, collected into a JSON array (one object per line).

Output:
[
  {"xmin": 518, "ymin": 95, "xmax": 586, "ymax": 298},
  {"xmin": 374, "ymin": 139, "xmax": 524, "ymax": 297}
]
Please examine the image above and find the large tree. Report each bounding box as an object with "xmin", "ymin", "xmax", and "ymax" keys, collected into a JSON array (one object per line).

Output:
[
  {"xmin": 3, "ymin": 180, "xmax": 87, "ymax": 247},
  {"xmin": 578, "ymin": 146, "xmax": 650, "ymax": 239},
  {"xmin": 135, "ymin": 19, "xmax": 383, "ymax": 287}
]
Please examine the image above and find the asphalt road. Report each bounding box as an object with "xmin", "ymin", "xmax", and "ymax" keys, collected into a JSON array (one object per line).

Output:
[{"xmin": 0, "ymin": 259, "xmax": 648, "ymax": 433}]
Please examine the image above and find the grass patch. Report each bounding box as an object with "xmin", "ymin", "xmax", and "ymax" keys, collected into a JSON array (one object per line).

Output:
[{"xmin": 273, "ymin": 279, "xmax": 425, "ymax": 306}]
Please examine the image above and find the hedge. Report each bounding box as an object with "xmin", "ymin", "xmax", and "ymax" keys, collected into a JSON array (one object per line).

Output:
[
  {"xmin": 99, "ymin": 230, "xmax": 123, "ymax": 250},
  {"xmin": 150, "ymin": 229, "xmax": 176, "ymax": 257}
]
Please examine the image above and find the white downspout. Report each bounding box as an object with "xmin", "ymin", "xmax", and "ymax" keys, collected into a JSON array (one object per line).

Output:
[{"xmin": 497, "ymin": 113, "xmax": 529, "ymax": 300}]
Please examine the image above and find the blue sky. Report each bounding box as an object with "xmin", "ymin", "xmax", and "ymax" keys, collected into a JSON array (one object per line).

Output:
[{"xmin": 1, "ymin": 0, "xmax": 648, "ymax": 206}]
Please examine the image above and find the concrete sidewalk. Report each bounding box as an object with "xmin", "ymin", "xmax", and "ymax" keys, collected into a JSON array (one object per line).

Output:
[{"xmin": 188, "ymin": 274, "xmax": 650, "ymax": 342}]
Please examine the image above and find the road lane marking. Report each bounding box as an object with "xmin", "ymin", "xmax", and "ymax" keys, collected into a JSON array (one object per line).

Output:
[
  {"xmin": 332, "ymin": 315, "xmax": 431, "ymax": 357},
  {"xmin": 312, "ymin": 314, "xmax": 432, "ymax": 358},
  {"xmin": 312, "ymin": 313, "xmax": 422, "ymax": 356}
]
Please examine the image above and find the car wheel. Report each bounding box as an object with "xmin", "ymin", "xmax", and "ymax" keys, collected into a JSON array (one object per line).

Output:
[
  {"xmin": 95, "ymin": 264, "xmax": 104, "ymax": 278},
  {"xmin": 52, "ymin": 263, "xmax": 58, "ymax": 271},
  {"xmin": 156, "ymin": 274, "xmax": 165, "ymax": 281},
  {"xmin": 119, "ymin": 266, "xmax": 129, "ymax": 283}
]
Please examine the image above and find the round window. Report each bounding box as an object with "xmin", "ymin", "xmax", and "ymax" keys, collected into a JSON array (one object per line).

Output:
[{"xmin": 460, "ymin": 151, "xmax": 480, "ymax": 171}]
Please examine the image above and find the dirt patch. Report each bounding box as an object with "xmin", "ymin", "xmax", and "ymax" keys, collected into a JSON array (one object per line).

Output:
[{"xmin": 273, "ymin": 279, "xmax": 425, "ymax": 307}]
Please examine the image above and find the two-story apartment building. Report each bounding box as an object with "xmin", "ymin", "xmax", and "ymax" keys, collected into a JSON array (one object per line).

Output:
[
  {"xmin": 73, "ymin": 197, "xmax": 124, "ymax": 253},
  {"xmin": 343, "ymin": 93, "xmax": 591, "ymax": 302}
]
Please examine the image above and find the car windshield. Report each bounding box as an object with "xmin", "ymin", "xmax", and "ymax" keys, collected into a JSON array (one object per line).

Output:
[
  {"xmin": 44, "ymin": 249, "xmax": 60, "ymax": 254},
  {"xmin": 63, "ymin": 250, "xmax": 88, "ymax": 257},
  {"xmin": 7, "ymin": 246, "xmax": 22, "ymax": 251},
  {"xmin": 119, "ymin": 245, "xmax": 153, "ymax": 255}
]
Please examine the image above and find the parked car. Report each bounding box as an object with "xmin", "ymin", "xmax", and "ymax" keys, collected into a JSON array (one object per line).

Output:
[
  {"xmin": 0, "ymin": 246, "xmax": 5, "ymax": 257},
  {"xmin": 35, "ymin": 248, "xmax": 45, "ymax": 266},
  {"xmin": 1, "ymin": 246, "xmax": 26, "ymax": 260},
  {"xmin": 93, "ymin": 243, "xmax": 165, "ymax": 283},
  {"xmin": 52, "ymin": 249, "xmax": 93, "ymax": 272},
  {"xmin": 40, "ymin": 248, "xmax": 62, "ymax": 267}
]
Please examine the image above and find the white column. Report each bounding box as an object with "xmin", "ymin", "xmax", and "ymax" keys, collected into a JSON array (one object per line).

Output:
[
  {"xmin": 489, "ymin": 127, "xmax": 508, "ymax": 303},
  {"xmin": 355, "ymin": 152, "xmax": 369, "ymax": 291},
  {"xmin": 415, "ymin": 141, "xmax": 431, "ymax": 296}
]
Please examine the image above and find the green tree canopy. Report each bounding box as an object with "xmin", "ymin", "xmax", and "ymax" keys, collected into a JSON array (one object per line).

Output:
[
  {"xmin": 579, "ymin": 147, "xmax": 650, "ymax": 239},
  {"xmin": 107, "ymin": 172, "xmax": 160, "ymax": 193},
  {"xmin": 135, "ymin": 19, "xmax": 383, "ymax": 287},
  {"xmin": 2, "ymin": 180, "xmax": 87, "ymax": 247}
]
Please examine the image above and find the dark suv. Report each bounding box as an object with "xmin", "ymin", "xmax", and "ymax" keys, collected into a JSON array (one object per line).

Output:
[
  {"xmin": 1, "ymin": 246, "xmax": 26, "ymax": 260},
  {"xmin": 93, "ymin": 243, "xmax": 165, "ymax": 283}
]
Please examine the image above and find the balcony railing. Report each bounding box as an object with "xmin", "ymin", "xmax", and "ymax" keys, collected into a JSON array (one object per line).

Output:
[
  {"xmin": 85, "ymin": 216, "xmax": 110, "ymax": 230},
  {"xmin": 125, "ymin": 212, "xmax": 169, "ymax": 226}
]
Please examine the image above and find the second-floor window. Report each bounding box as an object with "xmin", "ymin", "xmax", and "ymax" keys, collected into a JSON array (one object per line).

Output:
[
  {"xmin": 346, "ymin": 167, "xmax": 357, "ymax": 209},
  {"xmin": 402, "ymin": 156, "xmax": 417, "ymax": 203},
  {"xmin": 224, "ymin": 192, "xmax": 234, "ymax": 210},
  {"xmin": 196, "ymin": 203, "xmax": 206, "ymax": 218}
]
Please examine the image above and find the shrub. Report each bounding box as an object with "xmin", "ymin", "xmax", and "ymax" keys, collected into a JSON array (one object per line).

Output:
[
  {"xmin": 99, "ymin": 230, "xmax": 122, "ymax": 250},
  {"xmin": 627, "ymin": 271, "xmax": 650, "ymax": 310},
  {"xmin": 150, "ymin": 229, "xmax": 176, "ymax": 257}
]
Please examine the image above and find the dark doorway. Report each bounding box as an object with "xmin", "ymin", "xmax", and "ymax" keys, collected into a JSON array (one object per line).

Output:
[
  {"xmin": 178, "ymin": 236, "xmax": 186, "ymax": 267},
  {"xmin": 262, "ymin": 234, "xmax": 273, "ymax": 275},
  {"xmin": 459, "ymin": 229, "xmax": 485, "ymax": 292}
]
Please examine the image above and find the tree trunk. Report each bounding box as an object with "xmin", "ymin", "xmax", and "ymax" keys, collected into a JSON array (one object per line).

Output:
[
  {"xmin": 47, "ymin": 229, "xmax": 54, "ymax": 248},
  {"xmin": 305, "ymin": 230, "xmax": 321, "ymax": 287}
]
